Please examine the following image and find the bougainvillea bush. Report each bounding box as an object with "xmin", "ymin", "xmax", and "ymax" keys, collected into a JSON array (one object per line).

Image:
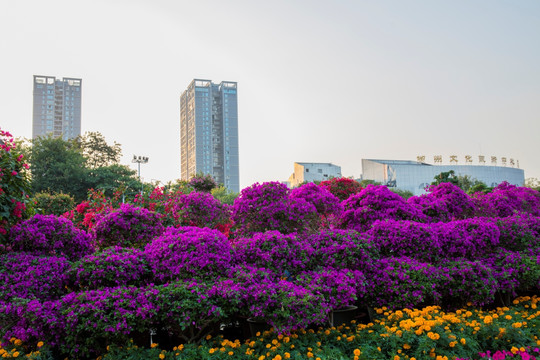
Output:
[
  {"xmin": 8, "ymin": 214, "xmax": 93, "ymax": 261},
  {"xmin": 408, "ymin": 182, "xmax": 475, "ymax": 222},
  {"xmin": 339, "ymin": 184, "xmax": 427, "ymax": 232},
  {"xmin": 68, "ymin": 246, "xmax": 153, "ymax": 290},
  {"xmin": 92, "ymin": 203, "xmax": 164, "ymax": 249},
  {"xmin": 144, "ymin": 226, "xmax": 233, "ymax": 282},
  {"xmin": 2, "ymin": 173, "xmax": 540, "ymax": 359},
  {"xmin": 0, "ymin": 128, "xmax": 32, "ymax": 243},
  {"xmin": 318, "ymin": 177, "xmax": 363, "ymax": 201},
  {"xmin": 168, "ymin": 191, "xmax": 230, "ymax": 229},
  {"xmin": 473, "ymin": 181, "xmax": 540, "ymax": 217},
  {"xmin": 231, "ymin": 182, "xmax": 318, "ymax": 236}
]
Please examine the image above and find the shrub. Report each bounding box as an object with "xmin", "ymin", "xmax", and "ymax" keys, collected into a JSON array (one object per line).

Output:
[
  {"xmin": 0, "ymin": 128, "xmax": 32, "ymax": 242},
  {"xmin": 9, "ymin": 214, "xmax": 93, "ymax": 261},
  {"xmin": 339, "ymin": 184, "xmax": 427, "ymax": 232},
  {"xmin": 366, "ymin": 220, "xmax": 440, "ymax": 262},
  {"xmin": 0, "ymin": 253, "xmax": 70, "ymax": 301},
  {"xmin": 144, "ymin": 226, "xmax": 233, "ymax": 282},
  {"xmin": 431, "ymin": 218, "xmax": 500, "ymax": 260},
  {"xmin": 304, "ymin": 229, "xmax": 378, "ymax": 272},
  {"xmin": 481, "ymin": 249, "xmax": 540, "ymax": 296},
  {"xmin": 169, "ymin": 191, "xmax": 230, "ymax": 228},
  {"xmin": 364, "ymin": 256, "xmax": 440, "ymax": 310},
  {"xmin": 231, "ymin": 182, "xmax": 318, "ymax": 236},
  {"xmin": 436, "ymin": 260, "xmax": 498, "ymax": 309},
  {"xmin": 296, "ymin": 268, "xmax": 365, "ymax": 310},
  {"xmin": 318, "ymin": 177, "xmax": 362, "ymax": 201},
  {"xmin": 68, "ymin": 247, "xmax": 152, "ymax": 290},
  {"xmin": 92, "ymin": 203, "xmax": 164, "ymax": 249},
  {"xmin": 233, "ymin": 231, "xmax": 314, "ymax": 276},
  {"xmin": 33, "ymin": 192, "xmax": 75, "ymax": 216},
  {"xmin": 473, "ymin": 182, "xmax": 540, "ymax": 217},
  {"xmin": 60, "ymin": 286, "xmax": 160, "ymax": 358},
  {"xmin": 188, "ymin": 173, "xmax": 217, "ymax": 193},
  {"xmin": 496, "ymin": 213, "xmax": 540, "ymax": 251},
  {"xmin": 408, "ymin": 182, "xmax": 475, "ymax": 222},
  {"xmin": 290, "ymin": 182, "xmax": 342, "ymax": 217}
]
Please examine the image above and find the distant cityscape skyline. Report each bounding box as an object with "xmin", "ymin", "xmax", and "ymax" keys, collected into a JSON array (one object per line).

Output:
[
  {"xmin": 180, "ymin": 79, "xmax": 240, "ymax": 192},
  {"xmin": 3, "ymin": 2, "xmax": 539, "ymax": 188},
  {"xmin": 32, "ymin": 75, "xmax": 81, "ymax": 141}
]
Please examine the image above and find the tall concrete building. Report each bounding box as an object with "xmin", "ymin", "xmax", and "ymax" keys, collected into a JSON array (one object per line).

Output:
[
  {"xmin": 32, "ymin": 75, "xmax": 82, "ymax": 140},
  {"xmin": 180, "ymin": 79, "xmax": 239, "ymax": 192}
]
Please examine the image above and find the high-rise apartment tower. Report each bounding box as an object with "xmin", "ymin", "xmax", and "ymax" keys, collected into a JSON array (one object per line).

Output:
[
  {"xmin": 180, "ymin": 79, "xmax": 239, "ymax": 192},
  {"xmin": 32, "ymin": 75, "xmax": 82, "ymax": 140}
]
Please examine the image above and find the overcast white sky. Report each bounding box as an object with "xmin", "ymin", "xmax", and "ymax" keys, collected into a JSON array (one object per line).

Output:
[{"xmin": 1, "ymin": 0, "xmax": 539, "ymax": 189}]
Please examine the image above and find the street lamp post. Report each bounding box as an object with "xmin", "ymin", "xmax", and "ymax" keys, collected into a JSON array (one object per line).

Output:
[{"xmin": 132, "ymin": 155, "xmax": 149, "ymax": 194}]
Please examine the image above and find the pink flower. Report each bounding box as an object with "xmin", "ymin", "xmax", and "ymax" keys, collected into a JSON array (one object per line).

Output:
[
  {"xmin": 16, "ymin": 154, "xmax": 24, "ymax": 161},
  {"xmin": 11, "ymin": 171, "xmax": 17, "ymax": 176}
]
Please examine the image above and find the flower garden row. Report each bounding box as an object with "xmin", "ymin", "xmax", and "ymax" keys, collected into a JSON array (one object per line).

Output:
[
  {"xmin": 3, "ymin": 297, "xmax": 540, "ymax": 359},
  {"xmin": 1, "ymin": 177, "xmax": 539, "ymax": 358}
]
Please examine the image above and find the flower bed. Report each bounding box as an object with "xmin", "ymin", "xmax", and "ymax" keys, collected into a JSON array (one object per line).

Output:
[{"xmin": 1, "ymin": 174, "xmax": 540, "ymax": 358}]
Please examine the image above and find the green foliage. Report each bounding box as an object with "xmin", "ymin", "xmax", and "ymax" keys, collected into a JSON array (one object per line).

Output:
[
  {"xmin": 33, "ymin": 191, "xmax": 75, "ymax": 216},
  {"xmin": 389, "ymin": 188, "xmax": 414, "ymax": 199},
  {"xmin": 211, "ymin": 186, "xmax": 238, "ymax": 205},
  {"xmin": 29, "ymin": 135, "xmax": 89, "ymax": 201},
  {"xmin": 432, "ymin": 170, "xmax": 459, "ymax": 186},
  {"xmin": 77, "ymin": 131, "xmax": 122, "ymax": 169}
]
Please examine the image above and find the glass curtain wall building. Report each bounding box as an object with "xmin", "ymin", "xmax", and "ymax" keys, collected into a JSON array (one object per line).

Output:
[
  {"xmin": 180, "ymin": 79, "xmax": 239, "ymax": 192},
  {"xmin": 32, "ymin": 75, "xmax": 82, "ymax": 140}
]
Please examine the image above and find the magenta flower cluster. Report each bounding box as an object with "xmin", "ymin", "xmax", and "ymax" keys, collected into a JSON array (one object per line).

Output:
[{"xmin": 92, "ymin": 203, "xmax": 165, "ymax": 249}]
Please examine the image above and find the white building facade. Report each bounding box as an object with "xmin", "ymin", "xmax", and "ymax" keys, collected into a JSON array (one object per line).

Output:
[
  {"xmin": 362, "ymin": 159, "xmax": 525, "ymax": 196},
  {"xmin": 288, "ymin": 162, "xmax": 342, "ymax": 187}
]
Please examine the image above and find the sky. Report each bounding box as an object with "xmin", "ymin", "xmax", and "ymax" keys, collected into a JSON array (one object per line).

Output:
[{"xmin": 1, "ymin": 0, "xmax": 539, "ymax": 190}]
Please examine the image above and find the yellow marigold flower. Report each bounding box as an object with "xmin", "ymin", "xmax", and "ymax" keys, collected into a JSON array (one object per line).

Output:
[
  {"xmin": 460, "ymin": 338, "xmax": 466, "ymax": 345},
  {"xmin": 354, "ymin": 357, "xmax": 359, "ymax": 360},
  {"xmin": 284, "ymin": 353, "xmax": 291, "ymax": 359},
  {"xmin": 403, "ymin": 344, "xmax": 411, "ymax": 349},
  {"xmin": 13, "ymin": 352, "xmax": 20, "ymax": 358},
  {"xmin": 272, "ymin": 339, "xmax": 278, "ymax": 345},
  {"xmin": 411, "ymin": 358, "xmax": 416, "ymax": 360},
  {"xmin": 511, "ymin": 346, "xmax": 519, "ymax": 354},
  {"xmin": 14, "ymin": 339, "xmax": 22, "ymax": 346},
  {"xmin": 266, "ymin": 344, "xmax": 271, "ymax": 349},
  {"xmin": 37, "ymin": 342, "xmax": 44, "ymax": 348},
  {"xmin": 512, "ymin": 322, "xmax": 522, "ymax": 328},
  {"xmin": 209, "ymin": 348, "xmax": 215, "ymax": 354},
  {"xmin": 354, "ymin": 349, "xmax": 361, "ymax": 356},
  {"xmin": 513, "ymin": 299, "xmax": 519, "ymax": 305},
  {"xmin": 159, "ymin": 354, "xmax": 165, "ymax": 360},
  {"xmin": 307, "ymin": 352, "xmax": 314, "ymax": 358},
  {"xmin": 376, "ymin": 308, "xmax": 383, "ymax": 314},
  {"xmin": 483, "ymin": 316, "xmax": 493, "ymax": 324},
  {"xmin": 206, "ymin": 334, "xmax": 212, "ymax": 340},
  {"xmin": 324, "ymin": 330, "xmax": 331, "ymax": 336},
  {"xmin": 274, "ymin": 355, "xmax": 282, "ymax": 360},
  {"xmin": 394, "ymin": 355, "xmax": 400, "ymax": 360},
  {"xmin": 151, "ymin": 343, "xmax": 158, "ymax": 348},
  {"xmin": 506, "ymin": 315, "xmax": 512, "ymax": 320},
  {"xmin": 228, "ymin": 351, "xmax": 234, "ymax": 356}
]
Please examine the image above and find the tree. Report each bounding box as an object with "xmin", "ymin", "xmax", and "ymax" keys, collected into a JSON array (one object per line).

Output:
[
  {"xmin": 211, "ymin": 185, "xmax": 239, "ymax": 205},
  {"xmin": 29, "ymin": 136, "xmax": 90, "ymax": 202},
  {"xmin": 87, "ymin": 164, "xmax": 140, "ymax": 198},
  {"xmin": 77, "ymin": 131, "xmax": 122, "ymax": 169},
  {"xmin": 431, "ymin": 170, "xmax": 459, "ymax": 186}
]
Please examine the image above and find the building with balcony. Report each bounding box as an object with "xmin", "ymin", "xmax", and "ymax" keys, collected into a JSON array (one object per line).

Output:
[
  {"xmin": 32, "ymin": 75, "xmax": 82, "ymax": 140},
  {"xmin": 180, "ymin": 79, "xmax": 239, "ymax": 192}
]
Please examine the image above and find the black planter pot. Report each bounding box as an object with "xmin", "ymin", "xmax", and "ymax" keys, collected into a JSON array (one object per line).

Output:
[
  {"xmin": 330, "ymin": 305, "xmax": 358, "ymax": 327},
  {"xmin": 246, "ymin": 318, "xmax": 271, "ymax": 337}
]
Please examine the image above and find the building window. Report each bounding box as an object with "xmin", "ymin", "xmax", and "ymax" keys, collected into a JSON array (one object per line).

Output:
[
  {"xmin": 305, "ymin": 169, "xmax": 309, "ymax": 173},
  {"xmin": 318, "ymin": 169, "xmax": 322, "ymax": 173}
]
